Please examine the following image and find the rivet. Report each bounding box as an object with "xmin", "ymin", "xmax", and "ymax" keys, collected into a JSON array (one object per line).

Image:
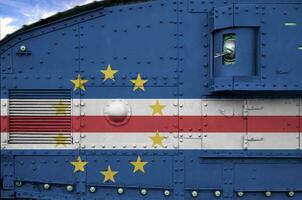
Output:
[
  {"xmin": 2, "ymin": 103, "xmax": 6, "ymax": 106},
  {"xmin": 140, "ymin": 189, "xmax": 147, "ymax": 196},
  {"xmin": 288, "ymin": 191, "xmax": 294, "ymax": 197},
  {"xmin": 164, "ymin": 190, "xmax": 170, "ymax": 196},
  {"xmin": 20, "ymin": 45, "xmax": 26, "ymax": 52},
  {"xmin": 89, "ymin": 186, "xmax": 96, "ymax": 193},
  {"xmin": 43, "ymin": 183, "xmax": 50, "ymax": 190},
  {"xmin": 15, "ymin": 181, "xmax": 23, "ymax": 187},
  {"xmin": 265, "ymin": 191, "xmax": 272, "ymax": 197},
  {"xmin": 214, "ymin": 190, "xmax": 221, "ymax": 197},
  {"xmin": 237, "ymin": 191, "xmax": 244, "ymax": 197},
  {"xmin": 66, "ymin": 185, "xmax": 73, "ymax": 192},
  {"xmin": 117, "ymin": 188, "xmax": 124, "ymax": 194},
  {"xmin": 191, "ymin": 190, "xmax": 198, "ymax": 198}
]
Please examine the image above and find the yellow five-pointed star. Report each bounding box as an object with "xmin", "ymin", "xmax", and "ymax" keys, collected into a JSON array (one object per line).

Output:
[
  {"xmin": 130, "ymin": 74, "xmax": 148, "ymax": 91},
  {"xmin": 130, "ymin": 156, "xmax": 148, "ymax": 173},
  {"xmin": 70, "ymin": 74, "xmax": 88, "ymax": 91},
  {"xmin": 101, "ymin": 165, "xmax": 118, "ymax": 183},
  {"xmin": 150, "ymin": 130, "xmax": 165, "ymax": 147},
  {"xmin": 55, "ymin": 133, "xmax": 68, "ymax": 147},
  {"xmin": 53, "ymin": 101, "xmax": 69, "ymax": 115},
  {"xmin": 101, "ymin": 64, "xmax": 118, "ymax": 81},
  {"xmin": 149, "ymin": 100, "xmax": 166, "ymax": 115},
  {"xmin": 70, "ymin": 156, "xmax": 88, "ymax": 173}
]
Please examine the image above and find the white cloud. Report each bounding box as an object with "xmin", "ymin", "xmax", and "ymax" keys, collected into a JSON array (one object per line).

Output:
[
  {"xmin": 0, "ymin": 17, "xmax": 18, "ymax": 39},
  {"xmin": 0, "ymin": 0, "xmax": 103, "ymax": 39}
]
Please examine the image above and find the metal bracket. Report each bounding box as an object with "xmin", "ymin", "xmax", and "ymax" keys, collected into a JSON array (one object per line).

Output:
[
  {"xmin": 243, "ymin": 136, "xmax": 264, "ymax": 149},
  {"xmin": 16, "ymin": 50, "xmax": 32, "ymax": 56}
]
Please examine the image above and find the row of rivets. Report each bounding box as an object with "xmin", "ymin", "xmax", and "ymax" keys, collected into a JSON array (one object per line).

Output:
[
  {"xmin": 14, "ymin": 181, "xmax": 297, "ymax": 197},
  {"xmin": 16, "ymin": 181, "xmax": 73, "ymax": 192},
  {"xmin": 88, "ymin": 187, "xmax": 170, "ymax": 196},
  {"xmin": 191, "ymin": 190, "xmax": 296, "ymax": 198}
]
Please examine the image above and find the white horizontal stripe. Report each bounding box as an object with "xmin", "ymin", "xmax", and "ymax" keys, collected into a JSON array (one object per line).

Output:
[
  {"xmin": 81, "ymin": 99, "xmax": 178, "ymax": 116},
  {"xmin": 202, "ymin": 133, "xmax": 300, "ymax": 150},
  {"xmin": 202, "ymin": 99, "xmax": 300, "ymax": 116},
  {"xmin": 247, "ymin": 133, "xmax": 300, "ymax": 150},
  {"xmin": 1, "ymin": 98, "xmax": 300, "ymax": 116},
  {"xmin": 2, "ymin": 132, "xmax": 300, "ymax": 150},
  {"xmin": 202, "ymin": 133, "xmax": 246, "ymax": 149},
  {"xmin": 80, "ymin": 98, "xmax": 301, "ymax": 116}
]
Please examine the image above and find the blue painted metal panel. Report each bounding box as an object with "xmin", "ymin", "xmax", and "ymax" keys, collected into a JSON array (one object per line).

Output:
[
  {"xmin": 1, "ymin": 150, "xmax": 302, "ymax": 199},
  {"xmin": 79, "ymin": 1, "xmax": 178, "ymax": 88},
  {"xmin": 86, "ymin": 154, "xmax": 174, "ymax": 187},
  {"xmin": 0, "ymin": 49, "xmax": 12, "ymax": 74},
  {"xmin": 0, "ymin": 1, "xmax": 301, "ymax": 98},
  {"xmin": 1, "ymin": 0, "xmax": 302, "ymax": 199}
]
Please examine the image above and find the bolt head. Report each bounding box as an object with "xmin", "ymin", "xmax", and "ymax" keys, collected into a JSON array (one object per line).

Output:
[
  {"xmin": 140, "ymin": 189, "xmax": 147, "ymax": 196},
  {"xmin": 117, "ymin": 188, "xmax": 124, "ymax": 194},
  {"xmin": 164, "ymin": 190, "xmax": 170, "ymax": 196},
  {"xmin": 288, "ymin": 191, "xmax": 294, "ymax": 197},
  {"xmin": 237, "ymin": 191, "xmax": 244, "ymax": 197},
  {"xmin": 66, "ymin": 185, "xmax": 73, "ymax": 192},
  {"xmin": 214, "ymin": 190, "xmax": 221, "ymax": 197},
  {"xmin": 43, "ymin": 183, "xmax": 50, "ymax": 190},
  {"xmin": 89, "ymin": 186, "xmax": 96, "ymax": 193},
  {"xmin": 191, "ymin": 190, "xmax": 198, "ymax": 198},
  {"xmin": 15, "ymin": 181, "xmax": 23, "ymax": 187},
  {"xmin": 265, "ymin": 191, "xmax": 272, "ymax": 197},
  {"xmin": 20, "ymin": 45, "xmax": 27, "ymax": 52}
]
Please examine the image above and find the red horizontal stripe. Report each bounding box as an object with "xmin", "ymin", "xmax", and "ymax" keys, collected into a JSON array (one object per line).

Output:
[{"xmin": 0, "ymin": 116, "xmax": 300, "ymax": 133}]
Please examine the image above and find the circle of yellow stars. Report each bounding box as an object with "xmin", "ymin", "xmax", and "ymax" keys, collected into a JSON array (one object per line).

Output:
[
  {"xmin": 70, "ymin": 64, "xmax": 148, "ymax": 92},
  {"xmin": 70, "ymin": 155, "xmax": 149, "ymax": 183},
  {"xmin": 68, "ymin": 64, "xmax": 169, "ymax": 183}
]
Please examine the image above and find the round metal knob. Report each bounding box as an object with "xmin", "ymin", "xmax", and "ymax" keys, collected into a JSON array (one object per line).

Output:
[
  {"xmin": 140, "ymin": 189, "xmax": 147, "ymax": 196},
  {"xmin": 15, "ymin": 181, "xmax": 23, "ymax": 187},
  {"xmin": 89, "ymin": 186, "xmax": 96, "ymax": 193},
  {"xmin": 288, "ymin": 191, "xmax": 295, "ymax": 197},
  {"xmin": 265, "ymin": 191, "xmax": 272, "ymax": 197},
  {"xmin": 237, "ymin": 191, "xmax": 244, "ymax": 197},
  {"xmin": 66, "ymin": 185, "xmax": 73, "ymax": 192},
  {"xmin": 191, "ymin": 190, "xmax": 198, "ymax": 198},
  {"xmin": 20, "ymin": 45, "xmax": 27, "ymax": 52},
  {"xmin": 214, "ymin": 190, "xmax": 222, "ymax": 197},
  {"xmin": 164, "ymin": 190, "xmax": 170, "ymax": 196},
  {"xmin": 104, "ymin": 100, "xmax": 131, "ymax": 126},
  {"xmin": 43, "ymin": 183, "xmax": 50, "ymax": 190},
  {"xmin": 117, "ymin": 188, "xmax": 124, "ymax": 194}
]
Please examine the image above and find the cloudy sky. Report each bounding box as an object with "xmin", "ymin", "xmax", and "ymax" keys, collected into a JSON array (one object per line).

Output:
[{"xmin": 0, "ymin": 0, "xmax": 100, "ymax": 39}]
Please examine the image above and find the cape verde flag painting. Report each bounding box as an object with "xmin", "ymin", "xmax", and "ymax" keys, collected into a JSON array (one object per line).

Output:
[{"xmin": 1, "ymin": 0, "xmax": 302, "ymax": 199}]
